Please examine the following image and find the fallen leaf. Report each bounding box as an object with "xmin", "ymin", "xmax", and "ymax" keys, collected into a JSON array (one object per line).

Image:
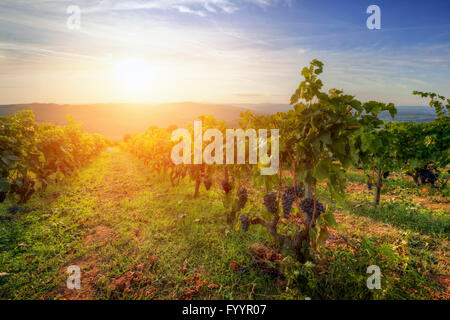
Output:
[
  {"xmin": 207, "ymin": 283, "xmax": 219, "ymax": 289},
  {"xmin": 230, "ymin": 260, "xmax": 240, "ymax": 271},
  {"xmin": 137, "ymin": 263, "xmax": 145, "ymax": 271},
  {"xmin": 179, "ymin": 265, "xmax": 188, "ymax": 273},
  {"xmin": 149, "ymin": 255, "xmax": 158, "ymax": 266}
]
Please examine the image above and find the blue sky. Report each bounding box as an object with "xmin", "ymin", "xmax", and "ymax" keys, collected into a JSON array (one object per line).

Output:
[{"xmin": 0, "ymin": 0, "xmax": 449, "ymax": 105}]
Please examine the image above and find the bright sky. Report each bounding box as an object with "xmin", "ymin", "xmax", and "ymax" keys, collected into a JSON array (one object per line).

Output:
[{"xmin": 0, "ymin": 0, "xmax": 449, "ymax": 105}]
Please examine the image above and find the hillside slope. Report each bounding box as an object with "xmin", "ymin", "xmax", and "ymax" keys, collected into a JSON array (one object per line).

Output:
[{"xmin": 0, "ymin": 103, "xmax": 248, "ymax": 140}]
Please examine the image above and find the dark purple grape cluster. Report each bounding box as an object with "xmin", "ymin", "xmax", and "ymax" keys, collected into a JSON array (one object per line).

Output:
[
  {"xmin": 0, "ymin": 191, "xmax": 6, "ymax": 203},
  {"xmin": 263, "ymin": 192, "xmax": 278, "ymax": 215},
  {"xmin": 418, "ymin": 168, "xmax": 438, "ymax": 185},
  {"xmin": 203, "ymin": 178, "xmax": 212, "ymax": 190},
  {"xmin": 383, "ymin": 171, "xmax": 390, "ymax": 179},
  {"xmin": 367, "ymin": 181, "xmax": 373, "ymax": 190},
  {"xmin": 295, "ymin": 185, "xmax": 304, "ymax": 198},
  {"xmin": 299, "ymin": 198, "xmax": 325, "ymax": 224},
  {"xmin": 239, "ymin": 214, "xmax": 249, "ymax": 232},
  {"xmin": 281, "ymin": 187, "xmax": 296, "ymax": 217},
  {"xmin": 221, "ymin": 179, "xmax": 233, "ymax": 194},
  {"xmin": 237, "ymin": 187, "xmax": 248, "ymax": 210}
]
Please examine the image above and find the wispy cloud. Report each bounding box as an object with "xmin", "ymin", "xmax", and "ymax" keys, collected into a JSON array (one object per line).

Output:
[
  {"xmin": 0, "ymin": 0, "xmax": 449, "ymax": 105},
  {"xmin": 2, "ymin": 0, "xmax": 288, "ymax": 17}
]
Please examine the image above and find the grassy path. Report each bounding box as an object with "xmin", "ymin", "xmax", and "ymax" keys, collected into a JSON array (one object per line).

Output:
[{"xmin": 0, "ymin": 149, "xmax": 448, "ymax": 299}]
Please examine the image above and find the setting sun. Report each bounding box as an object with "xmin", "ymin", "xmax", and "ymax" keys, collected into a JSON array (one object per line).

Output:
[{"xmin": 114, "ymin": 59, "xmax": 155, "ymax": 96}]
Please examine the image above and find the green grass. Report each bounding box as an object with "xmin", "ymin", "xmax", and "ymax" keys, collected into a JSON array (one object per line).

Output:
[
  {"xmin": 1, "ymin": 150, "xmax": 448, "ymax": 300},
  {"xmin": 351, "ymin": 200, "xmax": 448, "ymax": 238}
]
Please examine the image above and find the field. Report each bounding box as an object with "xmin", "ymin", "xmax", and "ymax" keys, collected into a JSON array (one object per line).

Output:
[{"xmin": 1, "ymin": 148, "xmax": 448, "ymax": 300}]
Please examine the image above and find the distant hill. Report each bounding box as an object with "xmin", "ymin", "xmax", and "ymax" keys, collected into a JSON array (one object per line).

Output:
[
  {"xmin": 0, "ymin": 102, "xmax": 248, "ymax": 140},
  {"xmin": 231, "ymin": 103, "xmax": 292, "ymax": 114},
  {"xmin": 0, "ymin": 103, "xmax": 437, "ymax": 140},
  {"xmin": 232, "ymin": 103, "xmax": 437, "ymax": 122},
  {"xmin": 378, "ymin": 106, "xmax": 437, "ymax": 122}
]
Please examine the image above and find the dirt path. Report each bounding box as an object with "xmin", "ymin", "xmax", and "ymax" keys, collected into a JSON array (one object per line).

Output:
[{"xmin": 49, "ymin": 149, "xmax": 153, "ymax": 299}]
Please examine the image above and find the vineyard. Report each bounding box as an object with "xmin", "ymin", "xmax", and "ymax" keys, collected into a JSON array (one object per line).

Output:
[{"xmin": 0, "ymin": 60, "xmax": 448, "ymax": 300}]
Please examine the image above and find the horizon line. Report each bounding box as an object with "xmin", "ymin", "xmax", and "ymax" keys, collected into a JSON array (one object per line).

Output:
[{"xmin": 0, "ymin": 101, "xmax": 431, "ymax": 108}]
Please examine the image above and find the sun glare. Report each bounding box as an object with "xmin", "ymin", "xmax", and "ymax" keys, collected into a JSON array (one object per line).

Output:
[{"xmin": 114, "ymin": 59, "xmax": 154, "ymax": 96}]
